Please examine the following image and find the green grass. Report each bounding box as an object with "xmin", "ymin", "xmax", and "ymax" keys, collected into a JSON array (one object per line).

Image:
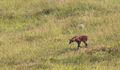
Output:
[{"xmin": 0, "ymin": 0, "xmax": 120, "ymax": 70}]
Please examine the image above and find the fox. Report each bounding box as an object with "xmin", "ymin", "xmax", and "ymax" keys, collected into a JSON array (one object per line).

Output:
[{"xmin": 69, "ymin": 35, "xmax": 88, "ymax": 49}]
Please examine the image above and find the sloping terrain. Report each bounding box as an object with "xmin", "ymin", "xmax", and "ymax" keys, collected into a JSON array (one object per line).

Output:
[{"xmin": 0, "ymin": 0, "xmax": 120, "ymax": 70}]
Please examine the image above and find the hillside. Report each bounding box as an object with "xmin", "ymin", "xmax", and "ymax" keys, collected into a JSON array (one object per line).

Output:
[{"xmin": 0, "ymin": 0, "xmax": 120, "ymax": 70}]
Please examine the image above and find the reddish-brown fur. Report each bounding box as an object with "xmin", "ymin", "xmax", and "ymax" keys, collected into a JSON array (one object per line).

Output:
[{"xmin": 69, "ymin": 35, "xmax": 88, "ymax": 49}]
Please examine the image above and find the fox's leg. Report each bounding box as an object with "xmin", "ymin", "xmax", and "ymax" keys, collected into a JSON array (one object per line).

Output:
[
  {"xmin": 83, "ymin": 41, "xmax": 88, "ymax": 47},
  {"xmin": 77, "ymin": 42, "xmax": 81, "ymax": 49}
]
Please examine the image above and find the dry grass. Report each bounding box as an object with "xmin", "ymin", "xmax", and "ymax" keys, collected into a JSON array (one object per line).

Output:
[{"xmin": 0, "ymin": 0, "xmax": 120, "ymax": 70}]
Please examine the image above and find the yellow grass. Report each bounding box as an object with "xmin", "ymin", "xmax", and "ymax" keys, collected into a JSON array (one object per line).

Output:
[{"xmin": 0, "ymin": 0, "xmax": 120, "ymax": 70}]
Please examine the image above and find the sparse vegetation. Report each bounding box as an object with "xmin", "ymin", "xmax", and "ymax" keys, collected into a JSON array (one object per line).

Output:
[{"xmin": 0, "ymin": 0, "xmax": 120, "ymax": 70}]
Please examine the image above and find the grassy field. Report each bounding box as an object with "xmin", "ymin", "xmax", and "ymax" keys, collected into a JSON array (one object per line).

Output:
[{"xmin": 0, "ymin": 0, "xmax": 120, "ymax": 70}]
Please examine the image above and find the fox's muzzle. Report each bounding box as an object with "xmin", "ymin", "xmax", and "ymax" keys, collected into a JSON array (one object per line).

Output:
[{"xmin": 69, "ymin": 41, "xmax": 72, "ymax": 44}]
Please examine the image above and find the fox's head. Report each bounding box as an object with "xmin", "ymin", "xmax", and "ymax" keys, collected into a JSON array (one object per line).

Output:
[
  {"xmin": 69, "ymin": 38, "xmax": 76, "ymax": 44},
  {"xmin": 69, "ymin": 39, "xmax": 73, "ymax": 44}
]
